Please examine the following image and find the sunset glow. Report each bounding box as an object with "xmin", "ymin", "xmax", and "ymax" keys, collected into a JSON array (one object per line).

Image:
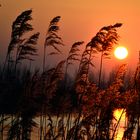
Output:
[
  {"xmin": 113, "ymin": 109, "xmax": 126, "ymax": 140},
  {"xmin": 114, "ymin": 46, "xmax": 128, "ymax": 60},
  {"xmin": 114, "ymin": 109, "xmax": 126, "ymax": 121},
  {"xmin": 0, "ymin": 1, "xmax": 140, "ymax": 140}
]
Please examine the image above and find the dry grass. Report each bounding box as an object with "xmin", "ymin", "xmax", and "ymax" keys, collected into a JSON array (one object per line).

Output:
[{"xmin": 0, "ymin": 9, "xmax": 140, "ymax": 140}]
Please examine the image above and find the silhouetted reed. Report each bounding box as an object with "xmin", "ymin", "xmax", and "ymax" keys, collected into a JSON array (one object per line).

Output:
[{"xmin": 1, "ymin": 9, "xmax": 140, "ymax": 140}]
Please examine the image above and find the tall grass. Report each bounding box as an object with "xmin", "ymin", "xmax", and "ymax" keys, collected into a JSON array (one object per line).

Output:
[{"xmin": 0, "ymin": 9, "xmax": 140, "ymax": 140}]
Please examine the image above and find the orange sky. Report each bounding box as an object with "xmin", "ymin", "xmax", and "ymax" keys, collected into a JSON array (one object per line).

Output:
[{"xmin": 0, "ymin": 0, "xmax": 140, "ymax": 75}]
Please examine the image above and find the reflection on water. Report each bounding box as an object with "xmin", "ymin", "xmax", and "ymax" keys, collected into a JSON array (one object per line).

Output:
[
  {"xmin": 3, "ymin": 110, "xmax": 128, "ymax": 140},
  {"xmin": 113, "ymin": 109, "xmax": 126, "ymax": 140}
]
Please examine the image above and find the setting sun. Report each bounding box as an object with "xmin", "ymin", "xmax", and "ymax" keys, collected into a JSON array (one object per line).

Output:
[{"xmin": 114, "ymin": 46, "xmax": 128, "ymax": 60}]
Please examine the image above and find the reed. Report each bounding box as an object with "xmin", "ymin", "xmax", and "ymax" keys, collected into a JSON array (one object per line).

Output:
[{"xmin": 1, "ymin": 9, "xmax": 140, "ymax": 140}]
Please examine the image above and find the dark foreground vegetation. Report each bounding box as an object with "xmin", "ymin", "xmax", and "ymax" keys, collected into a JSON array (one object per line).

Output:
[{"xmin": 0, "ymin": 9, "xmax": 140, "ymax": 140}]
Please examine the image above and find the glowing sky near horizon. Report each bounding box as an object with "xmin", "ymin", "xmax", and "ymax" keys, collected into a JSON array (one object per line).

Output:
[{"xmin": 0, "ymin": 0, "xmax": 140, "ymax": 73}]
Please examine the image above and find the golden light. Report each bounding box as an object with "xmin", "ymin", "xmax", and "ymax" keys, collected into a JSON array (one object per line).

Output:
[
  {"xmin": 113, "ymin": 109, "xmax": 126, "ymax": 121},
  {"xmin": 113, "ymin": 109, "xmax": 126, "ymax": 140},
  {"xmin": 114, "ymin": 46, "xmax": 128, "ymax": 60}
]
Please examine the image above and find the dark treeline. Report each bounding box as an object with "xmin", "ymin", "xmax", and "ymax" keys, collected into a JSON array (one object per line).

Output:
[{"xmin": 0, "ymin": 9, "xmax": 140, "ymax": 140}]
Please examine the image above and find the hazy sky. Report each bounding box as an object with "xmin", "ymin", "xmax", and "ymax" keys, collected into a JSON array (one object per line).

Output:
[{"xmin": 0, "ymin": 0, "xmax": 140, "ymax": 74}]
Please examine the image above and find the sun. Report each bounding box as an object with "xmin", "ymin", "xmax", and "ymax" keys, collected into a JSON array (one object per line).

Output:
[{"xmin": 114, "ymin": 46, "xmax": 128, "ymax": 60}]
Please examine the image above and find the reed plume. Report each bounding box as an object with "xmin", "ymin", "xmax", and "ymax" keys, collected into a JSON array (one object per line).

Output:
[
  {"xmin": 3, "ymin": 10, "xmax": 33, "ymax": 75},
  {"xmin": 43, "ymin": 16, "xmax": 64, "ymax": 71}
]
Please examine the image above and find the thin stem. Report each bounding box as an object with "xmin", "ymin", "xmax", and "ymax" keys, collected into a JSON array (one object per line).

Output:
[
  {"xmin": 43, "ymin": 45, "xmax": 46, "ymax": 72},
  {"xmin": 111, "ymin": 109, "xmax": 125, "ymax": 140},
  {"xmin": 15, "ymin": 46, "xmax": 20, "ymax": 74},
  {"xmin": 1, "ymin": 55, "xmax": 8, "ymax": 78},
  {"xmin": 98, "ymin": 51, "xmax": 103, "ymax": 88}
]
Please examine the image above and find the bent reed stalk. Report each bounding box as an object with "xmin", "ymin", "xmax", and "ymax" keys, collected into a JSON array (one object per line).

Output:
[{"xmin": 1, "ymin": 9, "xmax": 140, "ymax": 140}]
